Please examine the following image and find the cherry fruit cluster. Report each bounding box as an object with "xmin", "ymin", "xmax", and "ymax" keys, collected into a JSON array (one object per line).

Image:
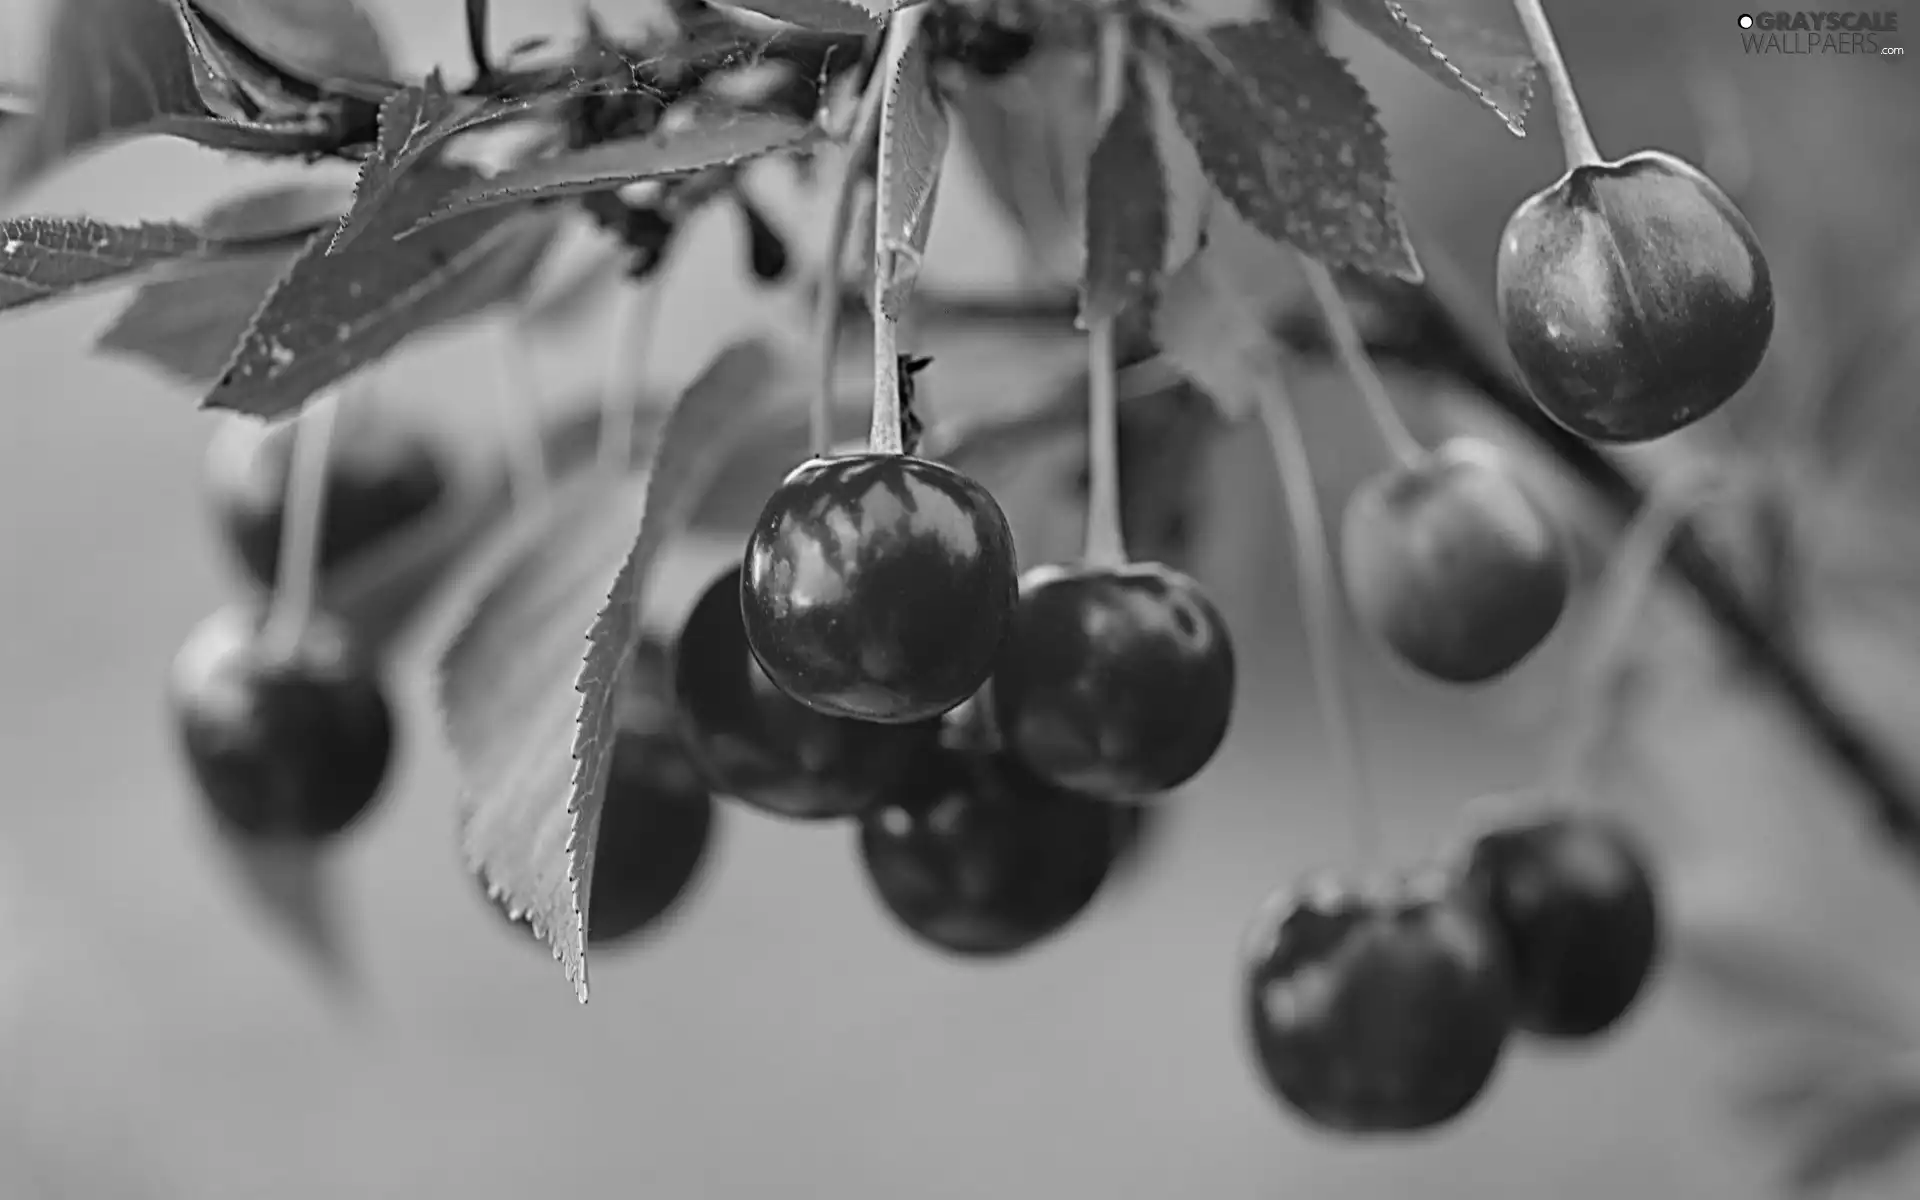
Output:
[{"xmin": 1244, "ymin": 801, "xmax": 1662, "ymax": 1132}]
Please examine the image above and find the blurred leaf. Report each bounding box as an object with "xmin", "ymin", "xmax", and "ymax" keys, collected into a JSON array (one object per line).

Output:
[
  {"xmin": 401, "ymin": 110, "xmax": 820, "ymax": 236},
  {"xmin": 1740, "ymin": 1042, "xmax": 1920, "ymax": 1196},
  {"xmin": 436, "ymin": 338, "xmax": 787, "ymax": 1000},
  {"xmin": 1081, "ymin": 66, "xmax": 1167, "ymax": 326},
  {"xmin": 945, "ymin": 52, "xmax": 1095, "ymax": 283},
  {"xmin": 1151, "ymin": 235, "xmax": 1291, "ymax": 420},
  {"xmin": 0, "ymin": 217, "xmax": 207, "ymax": 313},
  {"xmin": 96, "ymin": 182, "xmax": 349, "ymax": 385},
  {"xmin": 205, "ymin": 161, "xmax": 564, "ymax": 419},
  {"xmin": 0, "ymin": 0, "xmax": 349, "ymax": 195},
  {"xmin": 170, "ymin": 0, "xmax": 326, "ymax": 122},
  {"xmin": 1328, "ymin": 0, "xmax": 1535, "ymax": 134},
  {"xmin": 195, "ymin": 0, "xmax": 397, "ymax": 93},
  {"xmin": 1670, "ymin": 918, "xmax": 1910, "ymax": 1045},
  {"xmin": 1142, "ymin": 11, "xmax": 1419, "ymax": 280}
]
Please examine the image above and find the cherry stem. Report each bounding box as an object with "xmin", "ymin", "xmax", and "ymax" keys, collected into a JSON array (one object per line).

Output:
[
  {"xmin": 1082, "ymin": 318, "xmax": 1128, "ymax": 568},
  {"xmin": 597, "ymin": 279, "xmax": 661, "ymax": 475},
  {"xmin": 867, "ymin": 10, "xmax": 927, "ymax": 458},
  {"xmin": 261, "ymin": 388, "xmax": 342, "ymax": 656},
  {"xmin": 1256, "ymin": 371, "xmax": 1381, "ymax": 860},
  {"xmin": 1510, "ymin": 0, "xmax": 1603, "ymax": 168},
  {"xmin": 812, "ymin": 63, "xmax": 886, "ymax": 459},
  {"xmin": 465, "ymin": 0, "xmax": 494, "ymax": 85},
  {"xmin": 1547, "ymin": 468, "xmax": 1743, "ymax": 800},
  {"xmin": 1298, "ymin": 255, "xmax": 1424, "ymax": 467},
  {"xmin": 494, "ymin": 328, "xmax": 551, "ymax": 504}
]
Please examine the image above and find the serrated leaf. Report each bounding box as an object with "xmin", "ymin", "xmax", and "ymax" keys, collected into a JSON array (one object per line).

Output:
[
  {"xmin": 0, "ymin": 217, "xmax": 208, "ymax": 313},
  {"xmin": 329, "ymin": 74, "xmax": 474, "ymax": 253},
  {"xmin": 1082, "ymin": 67, "xmax": 1168, "ymax": 326},
  {"xmin": 205, "ymin": 162, "xmax": 563, "ymax": 419},
  {"xmin": 437, "ymin": 338, "xmax": 788, "ymax": 1001},
  {"xmin": 195, "ymin": 0, "xmax": 397, "ymax": 95},
  {"xmin": 96, "ymin": 183, "xmax": 349, "ymax": 385},
  {"xmin": 401, "ymin": 110, "xmax": 819, "ymax": 237},
  {"xmin": 1144, "ymin": 13, "xmax": 1419, "ymax": 281},
  {"xmin": 874, "ymin": 18, "xmax": 948, "ymax": 319},
  {"xmin": 1330, "ymin": 0, "xmax": 1534, "ymax": 135},
  {"xmin": 0, "ymin": 0, "xmax": 349, "ymax": 195},
  {"xmin": 171, "ymin": 0, "xmax": 320, "ymax": 122}
]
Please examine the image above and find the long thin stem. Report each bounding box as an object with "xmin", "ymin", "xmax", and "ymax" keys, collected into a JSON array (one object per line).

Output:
[
  {"xmin": 494, "ymin": 329, "xmax": 551, "ymax": 503},
  {"xmin": 261, "ymin": 389, "xmax": 342, "ymax": 655},
  {"xmin": 1298, "ymin": 255, "xmax": 1424, "ymax": 466},
  {"xmin": 867, "ymin": 10, "xmax": 927, "ymax": 457},
  {"xmin": 1547, "ymin": 469, "xmax": 1740, "ymax": 798},
  {"xmin": 813, "ymin": 65, "xmax": 887, "ymax": 459},
  {"xmin": 1079, "ymin": 12, "xmax": 1131, "ymax": 569},
  {"xmin": 1510, "ymin": 0, "xmax": 1602, "ymax": 167},
  {"xmin": 1257, "ymin": 371, "xmax": 1380, "ymax": 858},
  {"xmin": 1082, "ymin": 317, "xmax": 1127, "ymax": 567},
  {"xmin": 597, "ymin": 280, "xmax": 661, "ymax": 474}
]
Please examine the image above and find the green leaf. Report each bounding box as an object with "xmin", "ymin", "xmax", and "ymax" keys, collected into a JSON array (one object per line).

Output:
[
  {"xmin": 873, "ymin": 17, "xmax": 948, "ymax": 319},
  {"xmin": 204, "ymin": 161, "xmax": 563, "ymax": 419},
  {"xmin": 436, "ymin": 338, "xmax": 789, "ymax": 1001},
  {"xmin": 0, "ymin": 0, "xmax": 353, "ymax": 195},
  {"xmin": 1329, "ymin": 0, "xmax": 1535, "ymax": 135},
  {"xmin": 95, "ymin": 183, "xmax": 349, "ymax": 385},
  {"xmin": 195, "ymin": 0, "xmax": 398, "ymax": 95},
  {"xmin": 328, "ymin": 74, "xmax": 480, "ymax": 253},
  {"xmin": 1150, "ymin": 217, "xmax": 1304, "ymax": 419},
  {"xmin": 718, "ymin": 0, "xmax": 885, "ymax": 33},
  {"xmin": 0, "ymin": 217, "xmax": 209, "ymax": 313},
  {"xmin": 1143, "ymin": 12, "xmax": 1419, "ymax": 280},
  {"xmin": 399, "ymin": 109, "xmax": 819, "ymax": 236},
  {"xmin": 1081, "ymin": 66, "xmax": 1168, "ymax": 326}
]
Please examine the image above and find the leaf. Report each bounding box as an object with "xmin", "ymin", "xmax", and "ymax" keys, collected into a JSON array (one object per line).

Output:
[
  {"xmin": 437, "ymin": 339, "xmax": 788, "ymax": 1001},
  {"xmin": 0, "ymin": 217, "xmax": 208, "ymax": 314},
  {"xmin": 1669, "ymin": 918, "xmax": 1911, "ymax": 1045},
  {"xmin": 717, "ymin": 0, "xmax": 885, "ymax": 33},
  {"xmin": 329, "ymin": 74, "xmax": 472, "ymax": 253},
  {"xmin": 95, "ymin": 183, "xmax": 349, "ymax": 385},
  {"xmin": 1329, "ymin": 0, "xmax": 1535, "ymax": 135},
  {"xmin": 0, "ymin": 0, "xmax": 349, "ymax": 195},
  {"xmin": 873, "ymin": 18, "xmax": 949, "ymax": 319},
  {"xmin": 1082, "ymin": 67, "xmax": 1168, "ymax": 326},
  {"xmin": 205, "ymin": 161, "xmax": 564, "ymax": 419},
  {"xmin": 195, "ymin": 0, "xmax": 397, "ymax": 93},
  {"xmin": 1143, "ymin": 12, "xmax": 1419, "ymax": 281},
  {"xmin": 1151, "ymin": 230, "xmax": 1295, "ymax": 419},
  {"xmin": 401, "ymin": 109, "xmax": 817, "ymax": 237}
]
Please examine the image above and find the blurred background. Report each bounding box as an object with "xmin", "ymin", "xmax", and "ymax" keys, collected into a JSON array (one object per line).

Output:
[{"xmin": 3, "ymin": 0, "xmax": 1920, "ymax": 1197}]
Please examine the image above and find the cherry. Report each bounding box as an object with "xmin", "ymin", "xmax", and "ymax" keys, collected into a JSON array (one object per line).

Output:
[
  {"xmin": 204, "ymin": 404, "xmax": 447, "ymax": 592},
  {"xmin": 1242, "ymin": 868, "xmax": 1515, "ymax": 1133},
  {"xmin": 1341, "ymin": 438, "xmax": 1569, "ymax": 684},
  {"xmin": 858, "ymin": 743, "xmax": 1127, "ymax": 957},
  {"xmin": 741, "ymin": 454, "xmax": 1018, "ymax": 725},
  {"xmin": 168, "ymin": 606, "xmax": 393, "ymax": 842},
  {"xmin": 1460, "ymin": 805, "xmax": 1661, "ymax": 1040},
  {"xmin": 674, "ymin": 565, "xmax": 940, "ymax": 821},
  {"xmin": 579, "ymin": 728, "xmax": 718, "ymax": 945},
  {"xmin": 989, "ymin": 561, "xmax": 1235, "ymax": 796},
  {"xmin": 1496, "ymin": 150, "xmax": 1774, "ymax": 444}
]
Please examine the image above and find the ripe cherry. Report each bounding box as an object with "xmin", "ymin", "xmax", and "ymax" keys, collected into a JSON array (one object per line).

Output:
[
  {"xmin": 579, "ymin": 728, "xmax": 718, "ymax": 946},
  {"xmin": 858, "ymin": 743, "xmax": 1127, "ymax": 957},
  {"xmin": 1461, "ymin": 804, "xmax": 1661, "ymax": 1040},
  {"xmin": 1496, "ymin": 150, "xmax": 1774, "ymax": 444},
  {"xmin": 204, "ymin": 404, "xmax": 447, "ymax": 592},
  {"xmin": 674, "ymin": 565, "xmax": 940, "ymax": 821},
  {"xmin": 741, "ymin": 454, "xmax": 1018, "ymax": 725},
  {"xmin": 1341, "ymin": 438, "xmax": 1570, "ymax": 685},
  {"xmin": 169, "ymin": 606, "xmax": 394, "ymax": 841},
  {"xmin": 989, "ymin": 561, "xmax": 1235, "ymax": 796},
  {"xmin": 1242, "ymin": 868, "xmax": 1514, "ymax": 1133}
]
